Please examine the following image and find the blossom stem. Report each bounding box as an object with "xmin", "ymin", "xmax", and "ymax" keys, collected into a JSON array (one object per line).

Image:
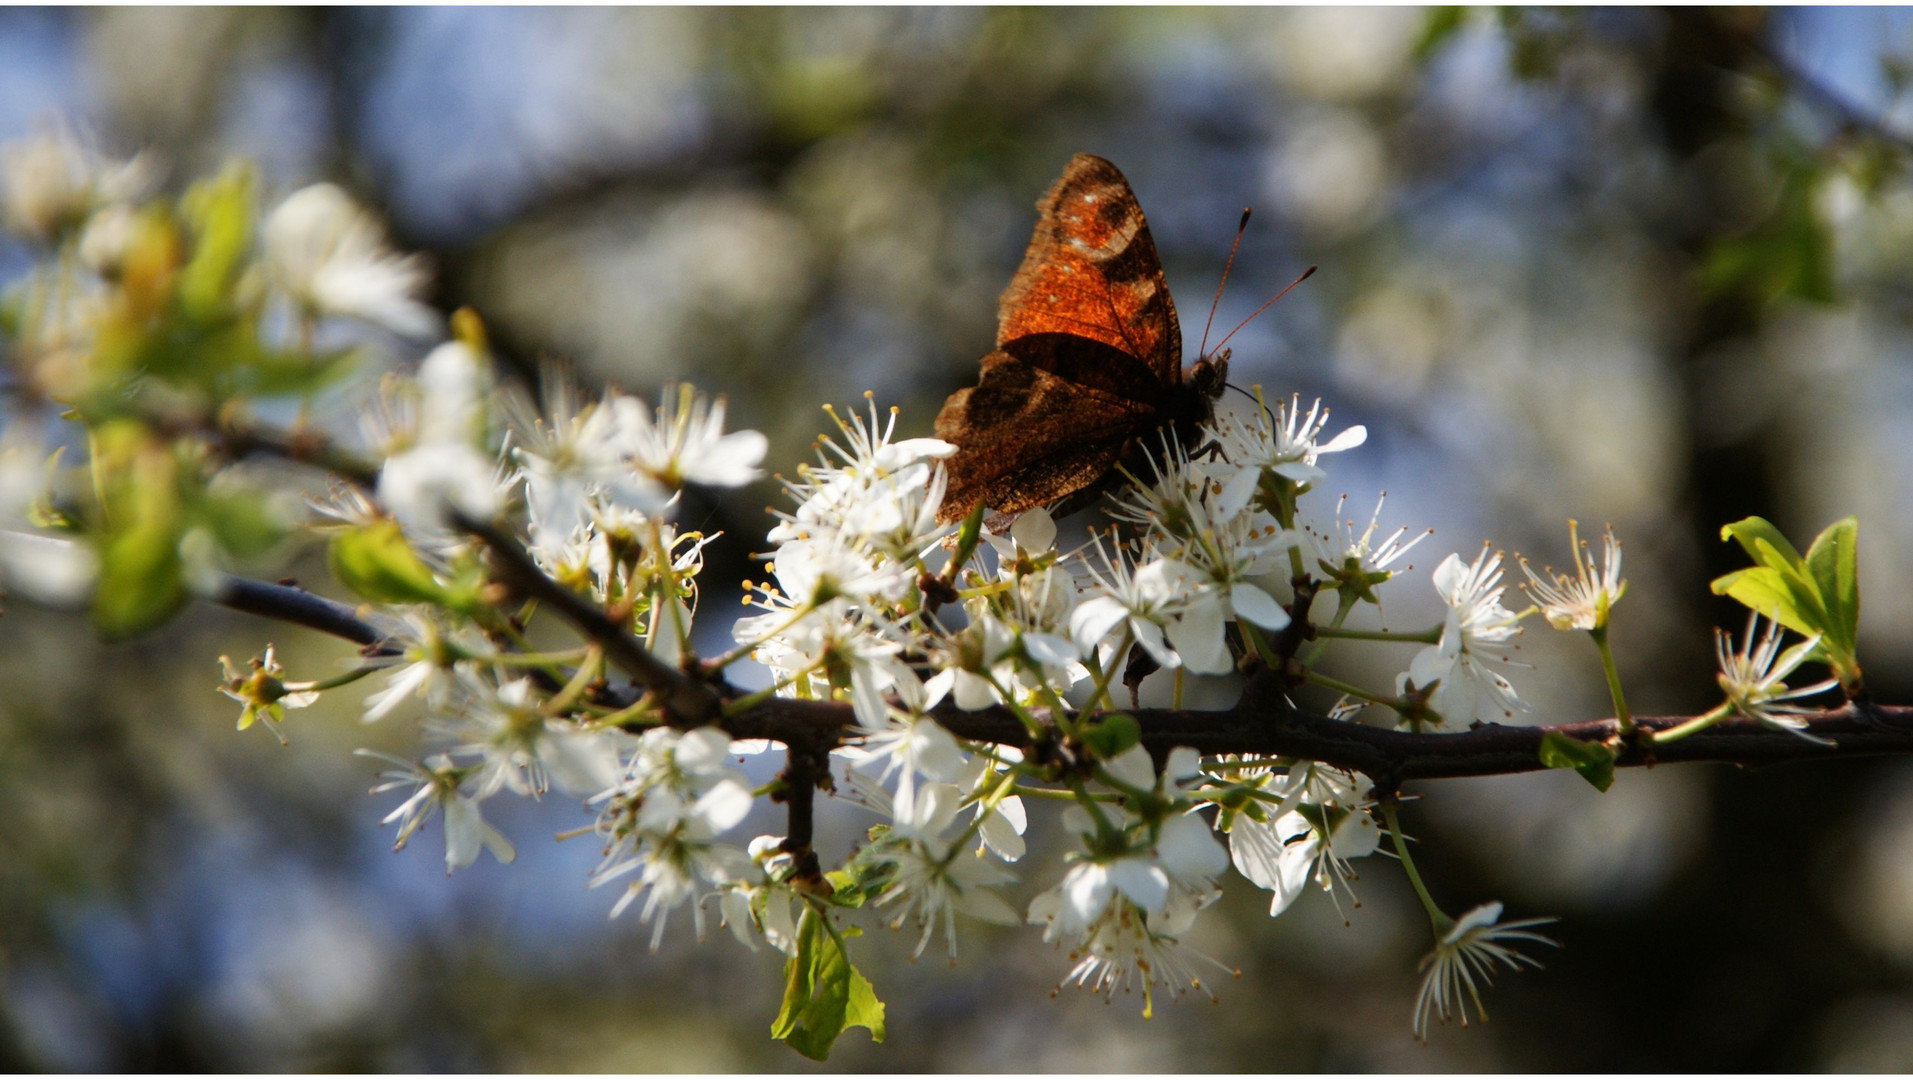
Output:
[
  {"xmin": 703, "ymin": 599, "xmax": 816, "ymax": 672},
  {"xmin": 1240, "ymin": 621, "xmax": 1282, "ymax": 670},
  {"xmin": 1591, "ymin": 625, "xmax": 1634, "ymax": 735},
  {"xmin": 1010, "ymin": 783, "xmax": 1121, "ymax": 802},
  {"xmin": 1302, "ymin": 668, "xmax": 1403, "ymax": 712},
  {"xmin": 1382, "ymin": 800, "xmax": 1450, "ymax": 935},
  {"xmin": 722, "ymin": 665, "xmax": 820, "ymax": 719},
  {"xmin": 483, "ymin": 648, "xmax": 593, "ymax": 667},
  {"xmin": 1312, "ymin": 623, "xmax": 1442, "ymax": 644},
  {"xmin": 1648, "ymin": 703, "xmax": 1733, "ymax": 744},
  {"xmin": 1173, "ymin": 665, "xmax": 1185, "ymax": 710},
  {"xmin": 1081, "ymin": 629, "xmax": 1132, "ymax": 712},
  {"xmin": 288, "ymin": 665, "xmax": 382, "ymax": 693},
  {"xmin": 542, "ymin": 645, "xmax": 604, "ymax": 716},
  {"xmin": 1297, "ymin": 591, "xmax": 1355, "ymax": 667},
  {"xmin": 983, "ymin": 670, "xmax": 1049, "ymax": 740}
]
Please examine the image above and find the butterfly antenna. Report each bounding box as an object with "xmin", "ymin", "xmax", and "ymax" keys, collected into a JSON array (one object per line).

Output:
[
  {"xmin": 1199, "ymin": 208, "xmax": 1253, "ymax": 360},
  {"xmin": 1211, "ymin": 265, "xmax": 1317, "ymax": 356}
]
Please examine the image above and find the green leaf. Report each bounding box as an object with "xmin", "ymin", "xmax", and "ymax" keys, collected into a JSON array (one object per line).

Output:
[
  {"xmin": 951, "ymin": 500, "xmax": 987, "ymax": 572},
  {"xmin": 193, "ymin": 489, "xmax": 286, "ymax": 559},
  {"xmin": 1079, "ymin": 712, "xmax": 1141, "ymax": 760},
  {"xmin": 92, "ymin": 520, "xmax": 184, "ymax": 639},
  {"xmin": 1710, "ymin": 566, "xmax": 1815, "ymax": 638},
  {"xmin": 1537, "ymin": 731, "xmax": 1615, "ymax": 792},
  {"xmin": 1719, "ymin": 516, "xmax": 1804, "ymax": 569},
  {"xmin": 1413, "ymin": 7, "xmax": 1467, "ymax": 61},
  {"xmin": 328, "ymin": 519, "xmax": 450, "ymax": 606},
  {"xmin": 178, "ymin": 163, "xmax": 256, "ymax": 324},
  {"xmin": 1804, "ymin": 516, "xmax": 1859, "ymax": 654},
  {"xmin": 772, "ymin": 909, "xmax": 884, "ymax": 1060}
]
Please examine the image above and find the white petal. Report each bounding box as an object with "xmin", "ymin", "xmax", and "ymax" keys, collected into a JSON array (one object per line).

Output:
[
  {"xmin": 1318, "ymin": 425, "xmax": 1368, "ymax": 454},
  {"xmin": 1167, "ymin": 598, "xmax": 1230, "ymax": 675},
  {"xmin": 692, "ymin": 779, "xmax": 754, "ymax": 834},
  {"xmin": 1011, "ymin": 508, "xmax": 1056, "ymax": 553},
  {"xmin": 1165, "ymin": 746, "xmax": 1202, "ymax": 784},
  {"xmin": 1023, "ymin": 631, "xmax": 1078, "ymax": 667},
  {"xmin": 1107, "ymin": 856, "xmax": 1171, "ymax": 915},
  {"xmin": 1104, "ymin": 744, "xmax": 1158, "ymax": 791},
  {"xmin": 675, "ymin": 727, "xmax": 734, "ymax": 774},
  {"xmin": 1230, "ymin": 581, "xmax": 1291, "ymax": 630},
  {"xmin": 1069, "ymin": 596, "xmax": 1131, "ymax": 652},
  {"xmin": 978, "ymin": 806, "xmax": 1027, "ymax": 862},
  {"xmin": 1062, "ymin": 863, "xmax": 1114, "ymax": 927},
  {"xmin": 1157, "ymin": 813, "xmax": 1228, "ymax": 880},
  {"xmin": 955, "ymin": 886, "xmax": 1021, "ymax": 926},
  {"xmin": 1217, "ymin": 465, "xmax": 1262, "ymax": 518}
]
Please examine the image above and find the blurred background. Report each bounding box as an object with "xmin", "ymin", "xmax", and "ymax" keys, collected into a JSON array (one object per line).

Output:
[{"xmin": 4, "ymin": 6, "xmax": 1913, "ymax": 1070}]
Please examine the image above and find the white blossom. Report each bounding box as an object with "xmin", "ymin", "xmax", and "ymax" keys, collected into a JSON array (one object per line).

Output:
[
  {"xmin": 1413, "ymin": 902, "xmax": 1557, "ymax": 1039},
  {"xmin": 869, "ymin": 782, "xmax": 1020, "ymax": 959},
  {"xmin": 1520, "ymin": 520, "xmax": 1625, "ymax": 632},
  {"xmin": 1207, "ymin": 392, "xmax": 1367, "ymax": 510},
  {"xmin": 1, "ymin": 126, "xmax": 154, "ymax": 242},
  {"xmin": 264, "ymin": 182, "xmax": 438, "ymax": 338},
  {"xmin": 1401, "ymin": 548, "xmax": 1529, "ymax": 725},
  {"xmin": 613, "ymin": 383, "xmax": 767, "ymax": 492},
  {"xmin": 359, "ymin": 750, "xmax": 516, "ymax": 873},
  {"xmin": 1714, "ymin": 612, "xmax": 1840, "ymax": 744}
]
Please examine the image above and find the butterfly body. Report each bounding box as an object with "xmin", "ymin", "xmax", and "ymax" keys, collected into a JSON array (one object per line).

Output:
[{"xmin": 935, "ymin": 154, "xmax": 1226, "ymax": 525}]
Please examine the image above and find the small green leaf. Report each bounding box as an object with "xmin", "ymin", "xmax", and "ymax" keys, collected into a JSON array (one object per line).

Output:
[
  {"xmin": 1080, "ymin": 712, "xmax": 1141, "ymax": 760},
  {"xmin": 1804, "ymin": 516, "xmax": 1859, "ymax": 653},
  {"xmin": 328, "ymin": 519, "xmax": 449, "ymax": 606},
  {"xmin": 772, "ymin": 909, "xmax": 884, "ymax": 1060},
  {"xmin": 1710, "ymin": 566, "xmax": 1814, "ymax": 638},
  {"xmin": 1719, "ymin": 516, "xmax": 1804, "ymax": 569},
  {"xmin": 1537, "ymin": 731, "xmax": 1615, "ymax": 792}
]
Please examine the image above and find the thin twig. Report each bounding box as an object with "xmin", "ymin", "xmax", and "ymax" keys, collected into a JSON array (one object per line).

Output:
[{"xmin": 454, "ymin": 514, "xmax": 723, "ymax": 724}]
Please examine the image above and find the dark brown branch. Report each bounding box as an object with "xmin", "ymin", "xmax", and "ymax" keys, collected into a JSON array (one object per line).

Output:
[{"xmin": 204, "ymin": 570, "xmax": 1913, "ymax": 784}]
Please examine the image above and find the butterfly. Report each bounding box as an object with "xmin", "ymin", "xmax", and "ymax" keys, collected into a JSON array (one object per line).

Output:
[{"xmin": 933, "ymin": 153, "xmax": 1231, "ymax": 526}]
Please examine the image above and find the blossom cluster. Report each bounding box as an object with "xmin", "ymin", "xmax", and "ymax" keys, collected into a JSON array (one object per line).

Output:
[{"xmin": 0, "ymin": 128, "xmax": 1861, "ymax": 1052}]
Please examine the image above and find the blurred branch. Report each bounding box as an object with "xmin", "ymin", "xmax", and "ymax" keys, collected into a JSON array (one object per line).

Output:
[{"xmin": 211, "ymin": 574, "xmax": 395, "ymax": 653}]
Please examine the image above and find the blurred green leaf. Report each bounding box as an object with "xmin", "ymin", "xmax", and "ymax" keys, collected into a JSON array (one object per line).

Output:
[
  {"xmin": 1698, "ymin": 172, "xmax": 1835, "ymax": 307},
  {"xmin": 178, "ymin": 163, "xmax": 256, "ymax": 324},
  {"xmin": 1080, "ymin": 712, "xmax": 1141, "ymax": 760},
  {"xmin": 1414, "ymin": 7, "xmax": 1468, "ymax": 62},
  {"xmin": 328, "ymin": 519, "xmax": 451, "ymax": 606}
]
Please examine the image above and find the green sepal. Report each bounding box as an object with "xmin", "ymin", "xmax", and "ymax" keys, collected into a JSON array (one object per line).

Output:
[
  {"xmin": 328, "ymin": 519, "xmax": 451, "ymax": 606},
  {"xmin": 950, "ymin": 501, "xmax": 987, "ymax": 571},
  {"xmin": 1079, "ymin": 712, "xmax": 1141, "ymax": 760},
  {"xmin": 1537, "ymin": 731, "xmax": 1615, "ymax": 793},
  {"xmin": 771, "ymin": 908, "xmax": 885, "ymax": 1060}
]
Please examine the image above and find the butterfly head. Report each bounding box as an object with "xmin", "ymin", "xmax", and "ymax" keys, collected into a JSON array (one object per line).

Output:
[{"xmin": 1191, "ymin": 348, "xmax": 1230, "ymax": 400}]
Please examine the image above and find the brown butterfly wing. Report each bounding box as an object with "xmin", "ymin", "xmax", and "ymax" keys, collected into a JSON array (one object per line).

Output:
[
  {"xmin": 937, "ymin": 350, "xmax": 1152, "ymax": 520},
  {"xmin": 936, "ymin": 154, "xmax": 1182, "ymax": 523}
]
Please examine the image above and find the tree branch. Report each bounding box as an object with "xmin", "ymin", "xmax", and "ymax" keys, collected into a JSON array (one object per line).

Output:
[
  {"xmin": 211, "ymin": 574, "xmax": 397, "ymax": 653},
  {"xmin": 204, "ymin": 568, "xmax": 1913, "ymax": 786}
]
